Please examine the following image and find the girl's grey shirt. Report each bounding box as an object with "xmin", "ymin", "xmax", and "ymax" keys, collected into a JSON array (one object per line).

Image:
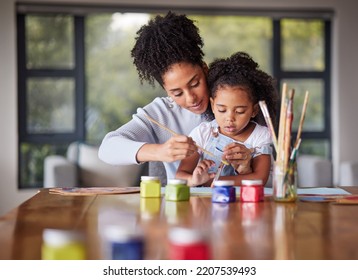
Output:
[{"xmin": 98, "ymin": 97, "xmax": 208, "ymax": 180}]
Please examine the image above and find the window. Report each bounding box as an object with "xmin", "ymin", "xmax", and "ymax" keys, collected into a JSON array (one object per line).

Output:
[
  {"xmin": 17, "ymin": 6, "xmax": 332, "ymax": 189},
  {"xmin": 274, "ymin": 18, "xmax": 331, "ymax": 157},
  {"xmin": 17, "ymin": 13, "xmax": 85, "ymax": 188}
]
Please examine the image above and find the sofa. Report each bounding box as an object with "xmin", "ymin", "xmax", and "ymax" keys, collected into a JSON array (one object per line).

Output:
[
  {"xmin": 43, "ymin": 142, "xmax": 150, "ymax": 188},
  {"xmin": 44, "ymin": 142, "xmax": 332, "ymax": 188}
]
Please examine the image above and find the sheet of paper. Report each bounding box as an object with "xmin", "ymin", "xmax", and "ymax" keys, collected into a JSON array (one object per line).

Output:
[{"xmin": 297, "ymin": 187, "xmax": 351, "ymax": 195}]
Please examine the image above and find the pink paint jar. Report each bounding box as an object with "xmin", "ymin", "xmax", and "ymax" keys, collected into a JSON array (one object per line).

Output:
[{"xmin": 240, "ymin": 179, "xmax": 264, "ymax": 202}]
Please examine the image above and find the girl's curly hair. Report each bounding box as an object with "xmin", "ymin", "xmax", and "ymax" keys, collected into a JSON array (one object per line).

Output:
[
  {"xmin": 208, "ymin": 51, "xmax": 279, "ymax": 127},
  {"xmin": 131, "ymin": 11, "xmax": 205, "ymax": 87}
]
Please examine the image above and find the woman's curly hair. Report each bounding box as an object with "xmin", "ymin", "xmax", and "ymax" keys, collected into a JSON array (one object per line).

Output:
[
  {"xmin": 208, "ymin": 51, "xmax": 279, "ymax": 127},
  {"xmin": 131, "ymin": 11, "xmax": 205, "ymax": 87}
]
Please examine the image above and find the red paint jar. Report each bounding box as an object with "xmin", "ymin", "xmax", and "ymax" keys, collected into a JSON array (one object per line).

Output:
[
  {"xmin": 240, "ymin": 179, "xmax": 264, "ymax": 202},
  {"xmin": 168, "ymin": 227, "xmax": 210, "ymax": 260}
]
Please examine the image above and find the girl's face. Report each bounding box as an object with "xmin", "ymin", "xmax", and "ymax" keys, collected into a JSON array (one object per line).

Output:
[
  {"xmin": 162, "ymin": 62, "xmax": 209, "ymax": 114},
  {"xmin": 210, "ymin": 85, "xmax": 258, "ymax": 139}
]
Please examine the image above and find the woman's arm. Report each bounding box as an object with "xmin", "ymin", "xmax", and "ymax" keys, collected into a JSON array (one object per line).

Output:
[
  {"xmin": 99, "ymin": 126, "xmax": 197, "ymax": 165},
  {"xmin": 136, "ymin": 135, "xmax": 197, "ymax": 163},
  {"xmin": 98, "ymin": 97, "xmax": 201, "ymax": 165}
]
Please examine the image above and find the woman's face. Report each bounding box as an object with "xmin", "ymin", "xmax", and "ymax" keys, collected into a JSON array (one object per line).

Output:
[
  {"xmin": 210, "ymin": 85, "xmax": 258, "ymax": 139},
  {"xmin": 162, "ymin": 62, "xmax": 209, "ymax": 114}
]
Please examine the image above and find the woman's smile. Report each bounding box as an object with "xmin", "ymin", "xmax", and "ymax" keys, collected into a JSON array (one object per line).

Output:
[{"xmin": 189, "ymin": 100, "xmax": 204, "ymax": 112}]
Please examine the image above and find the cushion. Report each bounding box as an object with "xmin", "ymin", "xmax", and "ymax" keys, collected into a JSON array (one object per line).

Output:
[
  {"xmin": 340, "ymin": 161, "xmax": 358, "ymax": 186},
  {"xmin": 297, "ymin": 155, "xmax": 332, "ymax": 187},
  {"xmin": 77, "ymin": 143, "xmax": 143, "ymax": 187},
  {"xmin": 44, "ymin": 155, "xmax": 77, "ymax": 188}
]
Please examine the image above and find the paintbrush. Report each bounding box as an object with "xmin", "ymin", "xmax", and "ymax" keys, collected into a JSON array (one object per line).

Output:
[
  {"xmin": 144, "ymin": 114, "xmax": 229, "ymax": 165},
  {"xmin": 294, "ymin": 91, "xmax": 309, "ymax": 148},
  {"xmin": 210, "ymin": 162, "xmax": 225, "ymax": 188},
  {"xmin": 284, "ymin": 89, "xmax": 295, "ymax": 169},
  {"xmin": 259, "ymin": 100, "xmax": 278, "ymax": 151}
]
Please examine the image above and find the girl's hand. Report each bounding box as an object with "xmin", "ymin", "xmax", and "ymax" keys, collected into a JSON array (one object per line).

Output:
[
  {"xmin": 159, "ymin": 135, "xmax": 198, "ymax": 162},
  {"xmin": 223, "ymin": 142, "xmax": 253, "ymax": 174},
  {"xmin": 189, "ymin": 159, "xmax": 215, "ymax": 187}
]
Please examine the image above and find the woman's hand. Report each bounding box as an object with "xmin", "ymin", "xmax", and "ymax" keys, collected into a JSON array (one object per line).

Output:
[
  {"xmin": 158, "ymin": 135, "xmax": 198, "ymax": 162},
  {"xmin": 223, "ymin": 142, "xmax": 254, "ymax": 174},
  {"xmin": 189, "ymin": 159, "xmax": 215, "ymax": 187}
]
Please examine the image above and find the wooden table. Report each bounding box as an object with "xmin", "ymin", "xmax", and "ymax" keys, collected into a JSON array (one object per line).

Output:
[{"xmin": 0, "ymin": 187, "xmax": 357, "ymax": 260}]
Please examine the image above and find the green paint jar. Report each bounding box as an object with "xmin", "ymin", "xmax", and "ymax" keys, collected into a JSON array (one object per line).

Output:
[{"xmin": 165, "ymin": 179, "xmax": 190, "ymax": 201}]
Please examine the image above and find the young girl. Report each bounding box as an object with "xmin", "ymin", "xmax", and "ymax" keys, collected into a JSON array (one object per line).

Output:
[
  {"xmin": 176, "ymin": 51, "xmax": 278, "ymax": 187},
  {"xmin": 98, "ymin": 12, "xmax": 254, "ymax": 181}
]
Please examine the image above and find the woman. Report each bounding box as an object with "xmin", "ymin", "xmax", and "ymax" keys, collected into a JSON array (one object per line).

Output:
[{"xmin": 98, "ymin": 11, "xmax": 252, "ymax": 181}]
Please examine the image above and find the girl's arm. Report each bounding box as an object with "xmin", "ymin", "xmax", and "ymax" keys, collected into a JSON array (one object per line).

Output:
[
  {"xmin": 176, "ymin": 152, "xmax": 215, "ymax": 187},
  {"xmin": 222, "ymin": 142, "xmax": 254, "ymax": 174},
  {"xmin": 220, "ymin": 154, "xmax": 272, "ymax": 186}
]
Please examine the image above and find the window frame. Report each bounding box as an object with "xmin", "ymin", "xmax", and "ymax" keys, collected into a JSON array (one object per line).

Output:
[{"xmin": 17, "ymin": 14, "xmax": 86, "ymax": 144}]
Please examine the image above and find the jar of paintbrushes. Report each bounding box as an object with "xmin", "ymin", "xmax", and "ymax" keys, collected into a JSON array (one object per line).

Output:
[
  {"xmin": 273, "ymin": 155, "xmax": 298, "ymax": 202},
  {"xmin": 259, "ymin": 83, "xmax": 309, "ymax": 202}
]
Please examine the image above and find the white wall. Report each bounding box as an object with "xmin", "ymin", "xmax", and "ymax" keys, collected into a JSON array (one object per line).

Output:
[
  {"xmin": 1, "ymin": 0, "xmax": 358, "ymax": 215},
  {"xmin": 0, "ymin": 0, "xmax": 37, "ymax": 216}
]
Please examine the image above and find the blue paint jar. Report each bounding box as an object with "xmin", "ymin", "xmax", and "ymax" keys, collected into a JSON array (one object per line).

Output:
[
  {"xmin": 103, "ymin": 226, "xmax": 144, "ymax": 260},
  {"xmin": 212, "ymin": 180, "xmax": 236, "ymax": 203}
]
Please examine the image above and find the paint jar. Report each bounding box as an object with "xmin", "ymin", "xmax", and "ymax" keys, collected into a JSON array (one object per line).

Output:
[
  {"xmin": 212, "ymin": 180, "xmax": 236, "ymax": 203},
  {"xmin": 140, "ymin": 176, "xmax": 161, "ymax": 198},
  {"xmin": 165, "ymin": 179, "xmax": 190, "ymax": 201},
  {"xmin": 103, "ymin": 226, "xmax": 144, "ymax": 260},
  {"xmin": 168, "ymin": 227, "xmax": 210, "ymax": 260},
  {"xmin": 240, "ymin": 179, "xmax": 264, "ymax": 202},
  {"xmin": 41, "ymin": 229, "xmax": 86, "ymax": 260},
  {"xmin": 273, "ymin": 162, "xmax": 297, "ymax": 202}
]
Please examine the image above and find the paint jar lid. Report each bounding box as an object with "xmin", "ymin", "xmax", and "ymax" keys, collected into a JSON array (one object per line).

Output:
[
  {"xmin": 43, "ymin": 229, "xmax": 84, "ymax": 247},
  {"xmin": 241, "ymin": 179, "xmax": 263, "ymax": 186},
  {"xmin": 168, "ymin": 227, "xmax": 205, "ymax": 245},
  {"xmin": 168, "ymin": 179, "xmax": 187, "ymax": 185},
  {"xmin": 213, "ymin": 180, "xmax": 235, "ymax": 187},
  {"xmin": 103, "ymin": 225, "xmax": 143, "ymax": 243},
  {"xmin": 141, "ymin": 176, "xmax": 160, "ymax": 181}
]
